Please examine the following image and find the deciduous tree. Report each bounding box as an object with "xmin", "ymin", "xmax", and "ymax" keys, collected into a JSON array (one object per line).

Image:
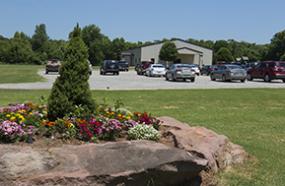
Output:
[{"xmin": 159, "ymin": 41, "xmax": 178, "ymax": 62}]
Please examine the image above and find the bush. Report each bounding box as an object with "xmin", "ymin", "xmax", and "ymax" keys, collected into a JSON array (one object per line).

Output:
[
  {"xmin": 47, "ymin": 24, "xmax": 95, "ymax": 121},
  {"xmin": 128, "ymin": 124, "xmax": 160, "ymax": 141}
]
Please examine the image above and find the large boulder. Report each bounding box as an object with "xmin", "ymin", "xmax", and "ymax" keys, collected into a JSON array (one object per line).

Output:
[
  {"xmin": 0, "ymin": 117, "xmax": 248, "ymax": 185},
  {"xmin": 159, "ymin": 116, "xmax": 248, "ymax": 172},
  {"xmin": 0, "ymin": 140, "xmax": 207, "ymax": 186}
]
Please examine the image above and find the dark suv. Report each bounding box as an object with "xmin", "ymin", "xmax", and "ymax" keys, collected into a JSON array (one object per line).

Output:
[
  {"xmin": 45, "ymin": 59, "xmax": 61, "ymax": 74},
  {"xmin": 100, "ymin": 60, "xmax": 119, "ymax": 75},
  {"xmin": 247, "ymin": 61, "xmax": 285, "ymax": 82},
  {"xmin": 135, "ymin": 61, "xmax": 154, "ymax": 75},
  {"xmin": 118, "ymin": 61, "xmax": 129, "ymax": 71}
]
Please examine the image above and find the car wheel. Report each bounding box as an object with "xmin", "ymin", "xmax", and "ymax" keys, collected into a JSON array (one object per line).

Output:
[
  {"xmin": 45, "ymin": 70, "xmax": 48, "ymax": 74},
  {"xmin": 241, "ymin": 79, "xmax": 246, "ymax": 83},
  {"xmin": 222, "ymin": 75, "xmax": 226, "ymax": 82},
  {"xmin": 183, "ymin": 78, "xmax": 186, "ymax": 82},
  {"xmin": 117, "ymin": 72, "xmax": 119, "ymax": 75},
  {"xmin": 191, "ymin": 78, "xmax": 195, "ymax": 82},
  {"xmin": 210, "ymin": 74, "xmax": 216, "ymax": 81},
  {"xmin": 264, "ymin": 74, "xmax": 271, "ymax": 82},
  {"xmin": 247, "ymin": 74, "xmax": 253, "ymax": 81},
  {"xmin": 165, "ymin": 74, "xmax": 169, "ymax": 81},
  {"xmin": 283, "ymin": 79, "xmax": 285, "ymax": 83}
]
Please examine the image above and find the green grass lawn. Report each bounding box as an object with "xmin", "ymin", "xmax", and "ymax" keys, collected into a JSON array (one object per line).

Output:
[
  {"xmin": 0, "ymin": 88, "xmax": 284, "ymax": 186},
  {"xmin": 0, "ymin": 64, "xmax": 45, "ymax": 83}
]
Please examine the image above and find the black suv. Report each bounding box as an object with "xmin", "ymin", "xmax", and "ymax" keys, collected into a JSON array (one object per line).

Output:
[
  {"xmin": 118, "ymin": 61, "xmax": 129, "ymax": 71},
  {"xmin": 100, "ymin": 60, "xmax": 119, "ymax": 75}
]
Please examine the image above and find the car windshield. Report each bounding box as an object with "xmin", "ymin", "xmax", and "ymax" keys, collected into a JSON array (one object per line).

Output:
[
  {"xmin": 278, "ymin": 62, "xmax": 285, "ymax": 67},
  {"xmin": 176, "ymin": 64, "xmax": 191, "ymax": 68},
  {"xmin": 227, "ymin": 65, "xmax": 242, "ymax": 69},
  {"xmin": 153, "ymin": 65, "xmax": 164, "ymax": 68},
  {"xmin": 106, "ymin": 61, "xmax": 117, "ymax": 65}
]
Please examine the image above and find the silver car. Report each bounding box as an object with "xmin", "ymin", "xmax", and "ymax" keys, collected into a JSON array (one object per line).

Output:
[
  {"xmin": 210, "ymin": 65, "xmax": 247, "ymax": 82},
  {"xmin": 145, "ymin": 64, "xmax": 166, "ymax": 77},
  {"xmin": 165, "ymin": 64, "xmax": 196, "ymax": 82}
]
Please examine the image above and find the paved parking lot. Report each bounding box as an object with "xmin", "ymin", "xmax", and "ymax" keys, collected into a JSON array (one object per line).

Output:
[{"xmin": 0, "ymin": 70, "xmax": 285, "ymax": 90}]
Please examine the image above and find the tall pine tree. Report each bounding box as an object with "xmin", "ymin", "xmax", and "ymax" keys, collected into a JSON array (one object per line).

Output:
[{"xmin": 47, "ymin": 24, "xmax": 95, "ymax": 120}]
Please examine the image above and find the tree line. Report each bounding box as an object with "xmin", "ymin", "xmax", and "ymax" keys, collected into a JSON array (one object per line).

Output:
[
  {"xmin": 0, "ymin": 23, "xmax": 285, "ymax": 65},
  {"xmin": 187, "ymin": 32, "xmax": 285, "ymax": 63},
  {"xmin": 0, "ymin": 24, "xmax": 142, "ymax": 65}
]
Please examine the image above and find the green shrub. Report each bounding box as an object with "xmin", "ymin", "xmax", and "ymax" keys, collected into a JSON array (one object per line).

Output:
[
  {"xmin": 128, "ymin": 124, "xmax": 160, "ymax": 141},
  {"xmin": 47, "ymin": 24, "xmax": 95, "ymax": 121}
]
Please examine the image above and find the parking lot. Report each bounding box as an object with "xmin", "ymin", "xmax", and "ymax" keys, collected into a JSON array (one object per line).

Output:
[{"xmin": 0, "ymin": 70, "xmax": 285, "ymax": 90}]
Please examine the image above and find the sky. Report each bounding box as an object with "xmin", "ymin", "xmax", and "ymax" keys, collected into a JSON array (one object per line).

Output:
[{"xmin": 0, "ymin": 0, "xmax": 285, "ymax": 44}]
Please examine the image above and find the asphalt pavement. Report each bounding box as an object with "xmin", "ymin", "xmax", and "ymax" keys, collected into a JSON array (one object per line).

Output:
[{"xmin": 0, "ymin": 70, "xmax": 285, "ymax": 90}]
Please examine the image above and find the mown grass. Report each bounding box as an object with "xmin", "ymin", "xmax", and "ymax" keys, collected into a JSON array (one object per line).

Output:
[
  {"xmin": 0, "ymin": 88, "xmax": 284, "ymax": 186},
  {"xmin": 0, "ymin": 64, "xmax": 45, "ymax": 83}
]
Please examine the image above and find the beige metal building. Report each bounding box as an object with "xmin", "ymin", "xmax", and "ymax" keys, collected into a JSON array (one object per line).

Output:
[{"xmin": 121, "ymin": 39, "xmax": 213, "ymax": 67}]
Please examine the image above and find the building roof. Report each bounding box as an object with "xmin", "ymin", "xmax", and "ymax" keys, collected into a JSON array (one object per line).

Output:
[{"xmin": 125, "ymin": 38, "xmax": 213, "ymax": 52}]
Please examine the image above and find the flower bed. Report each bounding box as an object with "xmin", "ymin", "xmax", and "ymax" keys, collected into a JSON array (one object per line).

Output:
[{"xmin": 0, "ymin": 102, "xmax": 161, "ymax": 144}]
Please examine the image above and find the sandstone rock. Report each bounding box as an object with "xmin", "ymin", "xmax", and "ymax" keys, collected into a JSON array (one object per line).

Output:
[
  {"xmin": 0, "ymin": 141, "xmax": 207, "ymax": 186},
  {"xmin": 159, "ymin": 116, "xmax": 248, "ymax": 172}
]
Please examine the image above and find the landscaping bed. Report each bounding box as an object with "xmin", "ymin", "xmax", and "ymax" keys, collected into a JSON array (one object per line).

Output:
[{"xmin": 0, "ymin": 102, "xmax": 162, "ymax": 145}]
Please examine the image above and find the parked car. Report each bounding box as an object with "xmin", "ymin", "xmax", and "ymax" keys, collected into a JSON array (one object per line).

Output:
[
  {"xmin": 165, "ymin": 64, "xmax": 196, "ymax": 82},
  {"xmin": 200, "ymin": 65, "xmax": 215, "ymax": 76},
  {"xmin": 118, "ymin": 61, "xmax": 129, "ymax": 71},
  {"xmin": 100, "ymin": 60, "xmax": 119, "ymax": 75},
  {"xmin": 45, "ymin": 59, "xmax": 61, "ymax": 74},
  {"xmin": 135, "ymin": 61, "xmax": 154, "ymax": 75},
  {"xmin": 188, "ymin": 64, "xmax": 200, "ymax": 75},
  {"xmin": 247, "ymin": 61, "xmax": 285, "ymax": 82},
  {"xmin": 145, "ymin": 64, "xmax": 166, "ymax": 77},
  {"xmin": 210, "ymin": 64, "xmax": 247, "ymax": 82}
]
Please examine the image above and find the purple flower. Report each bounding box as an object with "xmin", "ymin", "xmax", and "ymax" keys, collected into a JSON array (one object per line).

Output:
[
  {"xmin": 0, "ymin": 120, "xmax": 25, "ymax": 139},
  {"xmin": 123, "ymin": 120, "xmax": 138, "ymax": 128}
]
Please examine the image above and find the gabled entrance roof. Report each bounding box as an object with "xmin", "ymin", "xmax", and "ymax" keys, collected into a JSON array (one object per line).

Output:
[{"xmin": 177, "ymin": 47, "xmax": 203, "ymax": 55}]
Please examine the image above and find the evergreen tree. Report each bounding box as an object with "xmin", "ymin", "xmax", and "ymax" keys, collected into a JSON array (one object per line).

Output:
[
  {"xmin": 159, "ymin": 41, "xmax": 178, "ymax": 62},
  {"xmin": 47, "ymin": 24, "xmax": 95, "ymax": 121}
]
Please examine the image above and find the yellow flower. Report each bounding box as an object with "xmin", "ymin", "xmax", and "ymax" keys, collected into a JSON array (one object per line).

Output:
[
  {"xmin": 126, "ymin": 116, "xmax": 131, "ymax": 120},
  {"xmin": 68, "ymin": 123, "xmax": 75, "ymax": 129},
  {"xmin": 10, "ymin": 116, "xmax": 16, "ymax": 121},
  {"xmin": 18, "ymin": 109, "xmax": 26, "ymax": 114},
  {"xmin": 6, "ymin": 114, "xmax": 11, "ymax": 118}
]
